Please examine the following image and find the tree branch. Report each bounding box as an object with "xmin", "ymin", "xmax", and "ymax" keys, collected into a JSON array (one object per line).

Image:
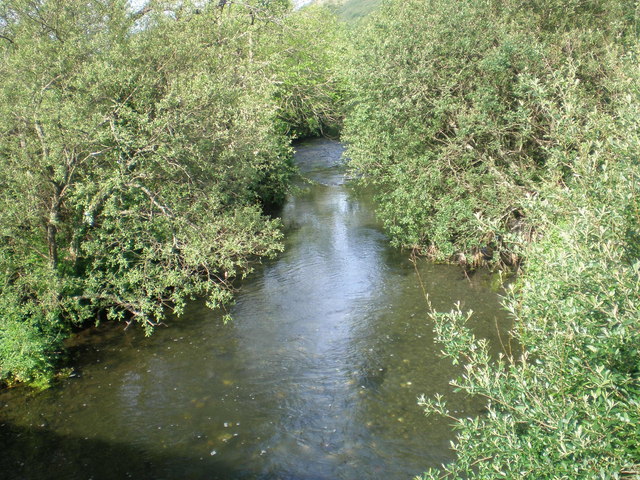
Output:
[{"xmin": 132, "ymin": 5, "xmax": 153, "ymax": 21}]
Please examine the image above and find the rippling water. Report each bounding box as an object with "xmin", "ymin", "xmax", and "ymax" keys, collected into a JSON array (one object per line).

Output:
[{"xmin": 0, "ymin": 138, "xmax": 508, "ymax": 480}]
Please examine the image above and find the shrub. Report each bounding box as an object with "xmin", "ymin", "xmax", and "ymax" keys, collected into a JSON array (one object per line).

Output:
[
  {"xmin": 419, "ymin": 48, "xmax": 640, "ymax": 479},
  {"xmin": 342, "ymin": 0, "xmax": 637, "ymax": 264}
]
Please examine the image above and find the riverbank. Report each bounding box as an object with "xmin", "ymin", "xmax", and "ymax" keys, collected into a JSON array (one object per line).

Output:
[{"xmin": 341, "ymin": 1, "xmax": 640, "ymax": 477}]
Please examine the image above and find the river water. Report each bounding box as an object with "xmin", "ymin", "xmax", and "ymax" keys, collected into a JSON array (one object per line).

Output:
[{"xmin": 0, "ymin": 138, "xmax": 508, "ymax": 480}]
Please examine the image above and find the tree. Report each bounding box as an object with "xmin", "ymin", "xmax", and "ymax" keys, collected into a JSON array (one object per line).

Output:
[
  {"xmin": 342, "ymin": 0, "xmax": 637, "ymax": 264},
  {"xmin": 420, "ymin": 60, "xmax": 640, "ymax": 477},
  {"xmin": 0, "ymin": 0, "xmax": 315, "ymax": 386}
]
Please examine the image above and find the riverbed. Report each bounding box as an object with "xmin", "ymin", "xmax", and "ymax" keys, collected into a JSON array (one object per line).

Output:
[{"xmin": 0, "ymin": 138, "xmax": 508, "ymax": 480}]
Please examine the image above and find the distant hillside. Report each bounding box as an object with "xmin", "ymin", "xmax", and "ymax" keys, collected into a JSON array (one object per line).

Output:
[{"xmin": 299, "ymin": 0, "xmax": 381, "ymax": 20}]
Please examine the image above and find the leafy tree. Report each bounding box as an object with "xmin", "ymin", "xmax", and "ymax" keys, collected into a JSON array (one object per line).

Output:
[
  {"xmin": 341, "ymin": 0, "xmax": 640, "ymax": 476},
  {"xmin": 0, "ymin": 0, "xmax": 345, "ymax": 387},
  {"xmin": 301, "ymin": 0, "xmax": 382, "ymax": 21},
  {"xmin": 342, "ymin": 0, "xmax": 637, "ymax": 264},
  {"xmin": 420, "ymin": 53, "xmax": 640, "ymax": 478},
  {"xmin": 269, "ymin": 5, "xmax": 348, "ymax": 138}
]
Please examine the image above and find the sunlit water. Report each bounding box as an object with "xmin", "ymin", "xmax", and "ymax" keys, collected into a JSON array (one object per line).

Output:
[{"xmin": 0, "ymin": 138, "xmax": 509, "ymax": 480}]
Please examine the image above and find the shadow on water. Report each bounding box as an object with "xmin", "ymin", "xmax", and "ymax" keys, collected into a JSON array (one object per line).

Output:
[{"xmin": 0, "ymin": 421, "xmax": 337, "ymax": 480}]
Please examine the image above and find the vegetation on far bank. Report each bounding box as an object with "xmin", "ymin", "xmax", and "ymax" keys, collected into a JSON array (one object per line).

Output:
[{"xmin": 301, "ymin": 0, "xmax": 382, "ymax": 21}]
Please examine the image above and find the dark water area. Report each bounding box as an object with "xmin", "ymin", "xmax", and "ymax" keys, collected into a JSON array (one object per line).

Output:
[{"xmin": 0, "ymin": 138, "xmax": 509, "ymax": 480}]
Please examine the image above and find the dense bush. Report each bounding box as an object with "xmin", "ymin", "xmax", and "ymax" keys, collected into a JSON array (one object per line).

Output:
[
  {"xmin": 270, "ymin": 5, "xmax": 348, "ymax": 138},
  {"xmin": 0, "ymin": 0, "xmax": 344, "ymax": 387},
  {"xmin": 307, "ymin": 0, "xmax": 382, "ymax": 21},
  {"xmin": 343, "ymin": 0, "xmax": 637, "ymax": 264},
  {"xmin": 420, "ymin": 60, "xmax": 640, "ymax": 477},
  {"xmin": 341, "ymin": 0, "xmax": 640, "ymax": 476}
]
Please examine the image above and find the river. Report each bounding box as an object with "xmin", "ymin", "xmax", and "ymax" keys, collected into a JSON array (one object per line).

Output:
[{"xmin": 0, "ymin": 138, "xmax": 508, "ymax": 480}]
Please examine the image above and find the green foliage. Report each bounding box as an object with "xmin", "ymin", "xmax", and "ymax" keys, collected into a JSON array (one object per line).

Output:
[
  {"xmin": 341, "ymin": 0, "xmax": 640, "ymax": 475},
  {"xmin": 335, "ymin": 0, "xmax": 381, "ymax": 21},
  {"xmin": 308, "ymin": 0, "xmax": 382, "ymax": 21},
  {"xmin": 421, "ymin": 108, "xmax": 640, "ymax": 478},
  {"xmin": 417, "ymin": 38, "xmax": 640, "ymax": 480},
  {"xmin": 269, "ymin": 6, "xmax": 348, "ymax": 138},
  {"xmin": 0, "ymin": 0, "xmax": 344, "ymax": 387},
  {"xmin": 0, "ymin": 289, "xmax": 64, "ymax": 389},
  {"xmin": 342, "ymin": 0, "xmax": 637, "ymax": 264}
]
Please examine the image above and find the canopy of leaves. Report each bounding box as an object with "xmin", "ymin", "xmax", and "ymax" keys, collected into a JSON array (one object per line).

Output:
[
  {"xmin": 341, "ymin": 0, "xmax": 640, "ymax": 476},
  {"xmin": 0, "ymin": 0, "xmax": 345, "ymax": 387},
  {"xmin": 421, "ymin": 60, "xmax": 640, "ymax": 477},
  {"xmin": 303, "ymin": 0, "xmax": 382, "ymax": 21},
  {"xmin": 342, "ymin": 0, "xmax": 637, "ymax": 264}
]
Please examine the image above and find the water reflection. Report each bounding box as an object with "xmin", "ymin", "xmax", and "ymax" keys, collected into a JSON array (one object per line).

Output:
[{"xmin": 0, "ymin": 138, "xmax": 509, "ymax": 480}]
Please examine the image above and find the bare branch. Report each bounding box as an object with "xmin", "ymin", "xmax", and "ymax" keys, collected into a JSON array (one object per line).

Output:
[{"xmin": 132, "ymin": 5, "xmax": 153, "ymax": 21}]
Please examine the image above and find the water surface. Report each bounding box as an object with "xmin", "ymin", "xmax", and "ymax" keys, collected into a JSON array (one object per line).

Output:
[{"xmin": 0, "ymin": 138, "xmax": 508, "ymax": 480}]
